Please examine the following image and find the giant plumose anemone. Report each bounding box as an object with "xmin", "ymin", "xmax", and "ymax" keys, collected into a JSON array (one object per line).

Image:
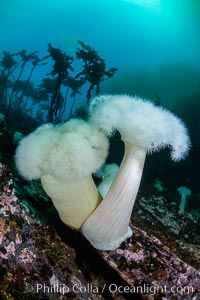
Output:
[{"xmin": 82, "ymin": 94, "xmax": 191, "ymax": 250}]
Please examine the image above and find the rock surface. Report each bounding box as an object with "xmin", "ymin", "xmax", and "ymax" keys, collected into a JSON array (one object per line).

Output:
[
  {"xmin": 0, "ymin": 162, "xmax": 102, "ymax": 300},
  {"xmin": 0, "ymin": 162, "xmax": 200, "ymax": 300},
  {"xmin": 100, "ymin": 225, "xmax": 200, "ymax": 299}
]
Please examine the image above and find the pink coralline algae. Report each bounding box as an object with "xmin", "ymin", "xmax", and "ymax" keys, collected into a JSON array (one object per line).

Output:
[
  {"xmin": 139, "ymin": 195, "xmax": 199, "ymax": 242},
  {"xmin": 18, "ymin": 247, "xmax": 36, "ymax": 264},
  {"xmin": 0, "ymin": 163, "xmax": 103, "ymax": 300},
  {"xmin": 0, "ymin": 195, "xmax": 19, "ymax": 216},
  {"xmin": 116, "ymin": 248, "xmax": 145, "ymax": 262},
  {"xmin": 0, "ymin": 161, "xmax": 199, "ymax": 300},
  {"xmin": 5, "ymin": 241, "xmax": 15, "ymax": 256},
  {"xmin": 100, "ymin": 225, "xmax": 200, "ymax": 300}
]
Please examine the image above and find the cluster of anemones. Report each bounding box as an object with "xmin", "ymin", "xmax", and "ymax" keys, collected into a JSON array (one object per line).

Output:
[{"xmin": 15, "ymin": 95, "xmax": 190, "ymax": 250}]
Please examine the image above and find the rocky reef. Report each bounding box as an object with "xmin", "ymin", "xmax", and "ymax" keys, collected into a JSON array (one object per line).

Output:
[{"xmin": 0, "ymin": 162, "xmax": 199, "ymax": 300}]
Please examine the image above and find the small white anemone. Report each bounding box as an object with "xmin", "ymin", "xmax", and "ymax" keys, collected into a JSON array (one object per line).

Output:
[
  {"xmin": 177, "ymin": 186, "xmax": 192, "ymax": 214},
  {"xmin": 13, "ymin": 131, "xmax": 24, "ymax": 145},
  {"xmin": 97, "ymin": 164, "xmax": 119, "ymax": 197},
  {"xmin": 0, "ymin": 113, "xmax": 5, "ymax": 123}
]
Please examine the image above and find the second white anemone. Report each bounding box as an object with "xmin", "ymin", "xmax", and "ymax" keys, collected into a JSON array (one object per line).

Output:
[
  {"xmin": 81, "ymin": 94, "xmax": 191, "ymax": 250},
  {"xmin": 15, "ymin": 119, "xmax": 109, "ymax": 230}
]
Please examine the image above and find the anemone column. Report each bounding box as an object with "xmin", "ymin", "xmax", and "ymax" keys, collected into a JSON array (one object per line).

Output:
[{"xmin": 82, "ymin": 141, "xmax": 146, "ymax": 250}]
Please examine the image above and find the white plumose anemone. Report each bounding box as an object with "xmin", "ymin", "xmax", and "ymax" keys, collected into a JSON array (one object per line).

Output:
[
  {"xmin": 15, "ymin": 123, "xmax": 59, "ymax": 180},
  {"xmin": 81, "ymin": 94, "xmax": 191, "ymax": 250},
  {"xmin": 15, "ymin": 119, "xmax": 109, "ymax": 229},
  {"xmin": 177, "ymin": 186, "xmax": 192, "ymax": 215}
]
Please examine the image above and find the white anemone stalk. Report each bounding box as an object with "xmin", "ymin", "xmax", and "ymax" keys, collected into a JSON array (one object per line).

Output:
[
  {"xmin": 177, "ymin": 186, "xmax": 192, "ymax": 215},
  {"xmin": 15, "ymin": 119, "xmax": 109, "ymax": 229},
  {"xmin": 81, "ymin": 94, "xmax": 191, "ymax": 250}
]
